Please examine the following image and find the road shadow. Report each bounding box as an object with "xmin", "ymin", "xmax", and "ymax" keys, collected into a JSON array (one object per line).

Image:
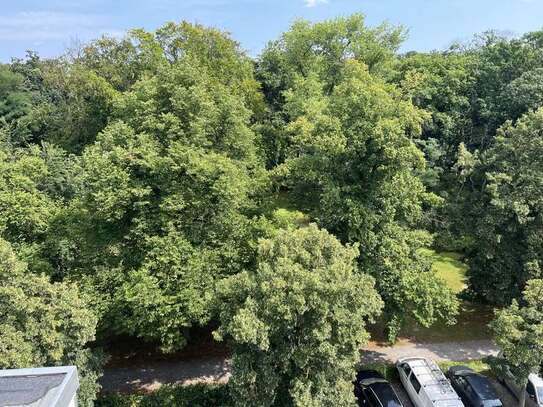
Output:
[{"xmin": 100, "ymin": 356, "xmax": 231, "ymax": 393}]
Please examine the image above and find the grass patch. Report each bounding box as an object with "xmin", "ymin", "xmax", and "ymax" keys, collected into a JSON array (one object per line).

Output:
[
  {"xmin": 370, "ymin": 250, "xmax": 494, "ymax": 343},
  {"xmin": 420, "ymin": 248, "xmax": 468, "ymax": 294},
  {"xmin": 438, "ymin": 359, "xmax": 492, "ymax": 376},
  {"xmin": 397, "ymin": 302, "xmax": 494, "ymax": 343}
]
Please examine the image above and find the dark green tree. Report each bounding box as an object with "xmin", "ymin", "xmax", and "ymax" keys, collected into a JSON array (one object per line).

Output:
[
  {"xmin": 43, "ymin": 23, "xmax": 267, "ymax": 351},
  {"xmin": 466, "ymin": 108, "xmax": 543, "ymax": 304}
]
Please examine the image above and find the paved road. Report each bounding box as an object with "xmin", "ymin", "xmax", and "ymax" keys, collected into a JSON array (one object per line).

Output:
[
  {"xmin": 101, "ymin": 339, "xmax": 499, "ymax": 393},
  {"xmin": 362, "ymin": 339, "xmax": 499, "ymax": 364},
  {"xmin": 100, "ymin": 339, "xmax": 519, "ymax": 406},
  {"xmin": 101, "ymin": 356, "xmax": 231, "ymax": 393}
]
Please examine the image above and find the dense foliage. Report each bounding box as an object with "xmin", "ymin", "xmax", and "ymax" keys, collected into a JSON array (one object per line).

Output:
[
  {"xmin": 258, "ymin": 15, "xmax": 458, "ymax": 340},
  {"xmin": 2, "ymin": 13, "xmax": 543, "ymax": 405},
  {"xmin": 466, "ymin": 109, "xmax": 543, "ymax": 304},
  {"xmin": 96, "ymin": 383, "xmax": 232, "ymax": 407},
  {"xmin": 215, "ymin": 225, "xmax": 382, "ymax": 406},
  {"xmin": 0, "ymin": 238, "xmax": 102, "ymax": 407},
  {"xmin": 490, "ymin": 279, "xmax": 543, "ymax": 407}
]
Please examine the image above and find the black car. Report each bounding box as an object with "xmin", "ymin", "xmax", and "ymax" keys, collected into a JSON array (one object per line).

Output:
[
  {"xmin": 353, "ymin": 369, "xmax": 404, "ymax": 407},
  {"xmin": 447, "ymin": 365, "xmax": 503, "ymax": 407}
]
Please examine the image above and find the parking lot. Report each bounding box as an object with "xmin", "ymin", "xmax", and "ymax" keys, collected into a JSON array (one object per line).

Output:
[{"xmin": 390, "ymin": 378, "xmax": 516, "ymax": 407}]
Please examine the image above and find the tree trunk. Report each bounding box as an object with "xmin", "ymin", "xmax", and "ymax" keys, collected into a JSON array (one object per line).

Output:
[{"xmin": 519, "ymin": 383, "xmax": 527, "ymax": 407}]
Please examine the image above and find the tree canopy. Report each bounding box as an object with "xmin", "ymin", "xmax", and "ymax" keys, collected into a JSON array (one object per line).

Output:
[
  {"xmin": 0, "ymin": 238, "xmax": 102, "ymax": 407},
  {"xmin": 2, "ymin": 14, "xmax": 543, "ymax": 404},
  {"xmin": 466, "ymin": 108, "xmax": 543, "ymax": 304},
  {"xmin": 490, "ymin": 279, "xmax": 543, "ymax": 407},
  {"xmin": 215, "ymin": 224, "xmax": 382, "ymax": 407}
]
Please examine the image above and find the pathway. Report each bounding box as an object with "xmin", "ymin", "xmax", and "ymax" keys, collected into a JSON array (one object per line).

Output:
[{"xmin": 100, "ymin": 339, "xmax": 499, "ymax": 393}]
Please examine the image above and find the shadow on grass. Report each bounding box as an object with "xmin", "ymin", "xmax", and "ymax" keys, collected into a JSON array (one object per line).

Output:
[{"xmin": 369, "ymin": 301, "xmax": 494, "ymax": 345}]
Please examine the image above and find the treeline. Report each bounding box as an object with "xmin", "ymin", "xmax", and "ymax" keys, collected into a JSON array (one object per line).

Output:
[{"xmin": 1, "ymin": 14, "xmax": 543, "ymax": 406}]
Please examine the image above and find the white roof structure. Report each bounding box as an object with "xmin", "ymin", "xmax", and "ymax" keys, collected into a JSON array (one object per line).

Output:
[
  {"xmin": 399, "ymin": 357, "xmax": 463, "ymax": 407},
  {"xmin": 0, "ymin": 366, "xmax": 79, "ymax": 407}
]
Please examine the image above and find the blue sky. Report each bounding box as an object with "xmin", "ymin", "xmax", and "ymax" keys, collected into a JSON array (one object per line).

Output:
[{"xmin": 1, "ymin": 0, "xmax": 542, "ymax": 61}]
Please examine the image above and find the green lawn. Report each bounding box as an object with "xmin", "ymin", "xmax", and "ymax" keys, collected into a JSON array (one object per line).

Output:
[
  {"xmin": 403, "ymin": 250, "xmax": 492, "ymax": 342},
  {"xmin": 420, "ymin": 248, "xmax": 469, "ymax": 294},
  {"xmin": 370, "ymin": 250, "xmax": 494, "ymax": 343}
]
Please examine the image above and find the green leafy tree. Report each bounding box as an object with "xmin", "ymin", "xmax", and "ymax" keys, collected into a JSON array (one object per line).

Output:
[
  {"xmin": 0, "ymin": 137, "xmax": 81, "ymax": 276},
  {"xmin": 467, "ymin": 31, "xmax": 543, "ymax": 149},
  {"xmin": 44, "ymin": 24, "xmax": 267, "ymax": 351},
  {"xmin": 490, "ymin": 279, "xmax": 543, "ymax": 407},
  {"xmin": 268, "ymin": 51, "xmax": 457, "ymax": 340},
  {"xmin": 215, "ymin": 224, "xmax": 383, "ymax": 407},
  {"xmin": 256, "ymin": 14, "xmax": 406, "ymax": 168},
  {"xmin": 258, "ymin": 14, "xmax": 405, "ymax": 107},
  {"xmin": 395, "ymin": 52, "xmax": 474, "ymax": 165},
  {"xmin": 499, "ymin": 68, "xmax": 543, "ymax": 122},
  {"xmin": 1, "ymin": 54, "xmax": 116, "ymax": 151},
  {"xmin": 77, "ymin": 22, "xmax": 264, "ymax": 115},
  {"xmin": 0, "ymin": 238, "xmax": 102, "ymax": 407},
  {"xmin": 0, "ymin": 64, "xmax": 32, "ymax": 124},
  {"xmin": 466, "ymin": 108, "xmax": 543, "ymax": 303}
]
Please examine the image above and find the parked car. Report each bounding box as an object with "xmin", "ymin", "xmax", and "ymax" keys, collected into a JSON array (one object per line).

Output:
[
  {"xmin": 447, "ymin": 365, "xmax": 502, "ymax": 407},
  {"xmin": 353, "ymin": 369, "xmax": 404, "ymax": 407},
  {"xmin": 396, "ymin": 357, "xmax": 464, "ymax": 407}
]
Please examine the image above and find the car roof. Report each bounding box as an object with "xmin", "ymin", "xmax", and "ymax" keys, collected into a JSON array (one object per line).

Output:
[
  {"xmin": 464, "ymin": 374, "xmax": 500, "ymax": 400},
  {"xmin": 397, "ymin": 357, "xmax": 462, "ymax": 405}
]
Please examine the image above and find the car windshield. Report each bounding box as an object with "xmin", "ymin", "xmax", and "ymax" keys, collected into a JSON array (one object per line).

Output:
[
  {"xmin": 371, "ymin": 383, "xmax": 403, "ymax": 407},
  {"xmin": 538, "ymin": 387, "xmax": 543, "ymax": 405}
]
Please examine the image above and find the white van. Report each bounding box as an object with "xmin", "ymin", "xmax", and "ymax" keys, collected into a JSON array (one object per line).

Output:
[{"xmin": 396, "ymin": 357, "xmax": 464, "ymax": 407}]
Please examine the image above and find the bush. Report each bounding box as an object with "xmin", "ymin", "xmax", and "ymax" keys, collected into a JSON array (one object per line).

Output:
[{"xmin": 95, "ymin": 384, "xmax": 232, "ymax": 407}]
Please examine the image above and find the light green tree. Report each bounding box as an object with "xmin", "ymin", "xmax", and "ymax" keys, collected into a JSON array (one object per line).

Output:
[
  {"xmin": 0, "ymin": 238, "xmax": 102, "ymax": 407},
  {"xmin": 215, "ymin": 224, "xmax": 383, "ymax": 407},
  {"xmin": 490, "ymin": 279, "xmax": 543, "ymax": 407}
]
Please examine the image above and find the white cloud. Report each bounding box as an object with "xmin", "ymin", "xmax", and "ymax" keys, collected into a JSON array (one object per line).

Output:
[
  {"xmin": 0, "ymin": 11, "xmax": 122, "ymax": 41},
  {"xmin": 304, "ymin": 0, "xmax": 328, "ymax": 7}
]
